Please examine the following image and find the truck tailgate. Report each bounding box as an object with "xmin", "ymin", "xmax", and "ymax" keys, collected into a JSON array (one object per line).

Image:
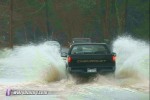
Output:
[{"xmin": 68, "ymin": 54, "xmax": 115, "ymax": 68}]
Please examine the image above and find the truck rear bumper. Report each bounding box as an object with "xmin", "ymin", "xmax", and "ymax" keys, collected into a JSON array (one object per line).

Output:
[{"xmin": 67, "ymin": 66, "xmax": 115, "ymax": 74}]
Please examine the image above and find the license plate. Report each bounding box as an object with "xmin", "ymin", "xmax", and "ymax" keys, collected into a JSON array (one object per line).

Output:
[{"xmin": 87, "ymin": 68, "xmax": 97, "ymax": 73}]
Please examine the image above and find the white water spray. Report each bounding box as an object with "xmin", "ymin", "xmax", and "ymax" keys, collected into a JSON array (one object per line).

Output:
[
  {"xmin": 0, "ymin": 42, "xmax": 66, "ymax": 83},
  {"xmin": 0, "ymin": 36, "xmax": 149, "ymax": 86},
  {"xmin": 113, "ymin": 36, "xmax": 149, "ymax": 79}
]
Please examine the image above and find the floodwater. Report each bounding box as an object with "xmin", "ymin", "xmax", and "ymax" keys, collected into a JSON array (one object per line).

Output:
[{"xmin": 0, "ymin": 36, "xmax": 149, "ymax": 100}]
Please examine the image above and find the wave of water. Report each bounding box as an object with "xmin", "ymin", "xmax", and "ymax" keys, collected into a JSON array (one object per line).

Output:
[
  {"xmin": 0, "ymin": 41, "xmax": 66, "ymax": 84},
  {"xmin": 0, "ymin": 36, "xmax": 149, "ymax": 93},
  {"xmin": 113, "ymin": 36, "xmax": 149, "ymax": 79}
]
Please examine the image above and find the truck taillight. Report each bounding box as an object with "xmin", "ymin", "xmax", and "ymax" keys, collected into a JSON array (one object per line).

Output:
[
  {"xmin": 112, "ymin": 56, "xmax": 116, "ymax": 61},
  {"xmin": 68, "ymin": 56, "xmax": 72, "ymax": 63}
]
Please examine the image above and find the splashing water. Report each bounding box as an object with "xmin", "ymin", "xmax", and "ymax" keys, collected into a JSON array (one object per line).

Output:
[
  {"xmin": 0, "ymin": 36, "xmax": 149, "ymax": 94},
  {"xmin": 113, "ymin": 36, "xmax": 149, "ymax": 79},
  {"xmin": 0, "ymin": 36, "xmax": 149, "ymax": 100},
  {"xmin": 0, "ymin": 41, "xmax": 66, "ymax": 84}
]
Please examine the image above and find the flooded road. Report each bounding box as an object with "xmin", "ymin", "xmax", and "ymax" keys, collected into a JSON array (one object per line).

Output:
[{"xmin": 0, "ymin": 36, "xmax": 149, "ymax": 100}]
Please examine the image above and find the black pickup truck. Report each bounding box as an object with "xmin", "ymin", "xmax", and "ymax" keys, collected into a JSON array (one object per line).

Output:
[{"xmin": 63, "ymin": 43, "xmax": 116, "ymax": 74}]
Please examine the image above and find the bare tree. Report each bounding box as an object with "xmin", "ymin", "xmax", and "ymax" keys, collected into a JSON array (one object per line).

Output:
[
  {"xmin": 115, "ymin": 0, "xmax": 121, "ymax": 34},
  {"xmin": 9, "ymin": 0, "xmax": 13, "ymax": 48},
  {"xmin": 124, "ymin": 0, "xmax": 128, "ymax": 32},
  {"xmin": 24, "ymin": 26, "xmax": 28, "ymax": 43},
  {"xmin": 104, "ymin": 0, "xmax": 110, "ymax": 39},
  {"xmin": 45, "ymin": 0, "xmax": 50, "ymax": 40}
]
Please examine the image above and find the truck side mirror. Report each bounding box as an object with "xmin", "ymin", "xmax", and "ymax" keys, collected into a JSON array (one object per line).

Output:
[
  {"xmin": 111, "ymin": 52, "xmax": 116, "ymax": 56},
  {"xmin": 61, "ymin": 52, "xmax": 67, "ymax": 57}
]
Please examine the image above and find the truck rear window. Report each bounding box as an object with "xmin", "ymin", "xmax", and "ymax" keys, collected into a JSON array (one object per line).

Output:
[{"xmin": 71, "ymin": 44, "xmax": 109, "ymax": 55}]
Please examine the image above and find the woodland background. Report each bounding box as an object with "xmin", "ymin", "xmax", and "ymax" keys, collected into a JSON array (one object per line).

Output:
[{"xmin": 0, "ymin": 0, "xmax": 149, "ymax": 47}]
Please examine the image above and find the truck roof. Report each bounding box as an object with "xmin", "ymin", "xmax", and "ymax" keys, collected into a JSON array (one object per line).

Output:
[
  {"xmin": 72, "ymin": 38, "xmax": 91, "ymax": 43},
  {"xmin": 71, "ymin": 43, "xmax": 107, "ymax": 46}
]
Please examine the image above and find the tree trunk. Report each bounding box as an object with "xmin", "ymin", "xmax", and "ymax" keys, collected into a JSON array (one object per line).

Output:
[
  {"xmin": 24, "ymin": 26, "xmax": 28, "ymax": 43},
  {"xmin": 124, "ymin": 0, "xmax": 128, "ymax": 32},
  {"xmin": 104, "ymin": 0, "xmax": 110, "ymax": 39},
  {"xmin": 32, "ymin": 26, "xmax": 36, "ymax": 42},
  {"xmin": 9, "ymin": 0, "xmax": 13, "ymax": 48},
  {"xmin": 45, "ymin": 0, "xmax": 50, "ymax": 40},
  {"xmin": 115, "ymin": 0, "xmax": 121, "ymax": 34}
]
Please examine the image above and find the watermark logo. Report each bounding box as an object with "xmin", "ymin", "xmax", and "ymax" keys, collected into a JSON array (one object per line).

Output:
[
  {"xmin": 6, "ymin": 89, "xmax": 57, "ymax": 96},
  {"xmin": 6, "ymin": 88, "xmax": 12, "ymax": 96}
]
